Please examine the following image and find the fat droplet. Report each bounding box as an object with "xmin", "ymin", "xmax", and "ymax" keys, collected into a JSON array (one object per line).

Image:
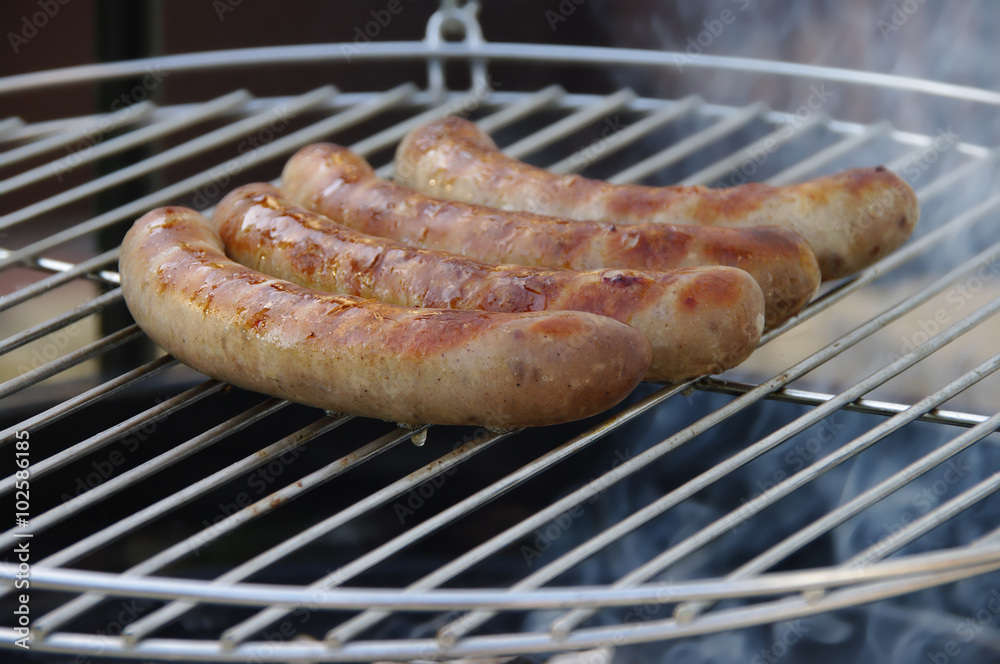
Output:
[
  {"xmin": 324, "ymin": 410, "xmax": 343, "ymax": 418},
  {"xmin": 411, "ymin": 429, "xmax": 428, "ymax": 447}
]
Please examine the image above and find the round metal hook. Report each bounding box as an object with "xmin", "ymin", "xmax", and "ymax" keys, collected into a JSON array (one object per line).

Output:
[{"xmin": 424, "ymin": 1, "xmax": 488, "ymax": 101}]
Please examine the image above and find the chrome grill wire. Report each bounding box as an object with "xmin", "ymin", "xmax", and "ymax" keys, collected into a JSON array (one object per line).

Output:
[{"xmin": 1, "ymin": 33, "xmax": 1000, "ymax": 663}]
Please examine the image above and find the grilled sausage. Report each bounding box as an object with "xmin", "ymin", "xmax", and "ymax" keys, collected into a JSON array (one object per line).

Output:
[
  {"xmin": 119, "ymin": 206, "xmax": 652, "ymax": 428},
  {"xmin": 213, "ymin": 183, "xmax": 766, "ymax": 381},
  {"xmin": 394, "ymin": 116, "xmax": 919, "ymax": 280},
  {"xmin": 282, "ymin": 143, "xmax": 820, "ymax": 328}
]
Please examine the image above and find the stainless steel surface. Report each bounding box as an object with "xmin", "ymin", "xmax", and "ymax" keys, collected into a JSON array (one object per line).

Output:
[{"xmin": 2, "ymin": 4, "xmax": 1000, "ymax": 661}]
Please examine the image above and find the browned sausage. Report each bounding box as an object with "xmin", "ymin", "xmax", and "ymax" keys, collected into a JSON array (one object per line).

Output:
[
  {"xmin": 212, "ymin": 183, "xmax": 765, "ymax": 381},
  {"xmin": 282, "ymin": 143, "xmax": 820, "ymax": 328},
  {"xmin": 119, "ymin": 206, "xmax": 651, "ymax": 428},
  {"xmin": 394, "ymin": 116, "xmax": 919, "ymax": 280}
]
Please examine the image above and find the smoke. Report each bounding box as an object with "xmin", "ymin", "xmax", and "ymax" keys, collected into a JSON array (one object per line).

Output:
[
  {"xmin": 589, "ymin": 1, "xmax": 999, "ymax": 142},
  {"xmin": 540, "ymin": 393, "xmax": 1000, "ymax": 664}
]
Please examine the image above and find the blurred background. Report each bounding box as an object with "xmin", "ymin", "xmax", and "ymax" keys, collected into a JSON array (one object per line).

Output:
[{"xmin": 2, "ymin": 0, "xmax": 996, "ymax": 129}]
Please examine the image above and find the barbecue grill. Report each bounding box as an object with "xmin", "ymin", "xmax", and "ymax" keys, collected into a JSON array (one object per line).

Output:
[{"xmin": 3, "ymin": 2, "xmax": 1000, "ymax": 661}]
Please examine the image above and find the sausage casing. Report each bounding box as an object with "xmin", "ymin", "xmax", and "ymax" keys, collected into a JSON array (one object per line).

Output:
[
  {"xmin": 119, "ymin": 206, "xmax": 652, "ymax": 427},
  {"xmin": 394, "ymin": 116, "xmax": 918, "ymax": 281},
  {"xmin": 213, "ymin": 183, "xmax": 765, "ymax": 381},
  {"xmin": 282, "ymin": 142, "xmax": 820, "ymax": 328}
]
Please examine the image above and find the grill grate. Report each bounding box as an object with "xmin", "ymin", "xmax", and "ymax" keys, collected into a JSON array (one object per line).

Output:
[{"xmin": 3, "ymin": 5, "xmax": 1000, "ymax": 661}]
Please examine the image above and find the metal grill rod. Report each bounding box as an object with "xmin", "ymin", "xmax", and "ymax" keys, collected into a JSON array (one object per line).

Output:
[
  {"xmin": 0, "ymin": 87, "xmax": 344, "ymax": 229},
  {"xmin": 220, "ymin": 393, "xmax": 694, "ymax": 647},
  {"xmin": 0, "ymin": 89, "xmax": 256, "ymax": 228},
  {"xmin": 695, "ymin": 378, "xmax": 988, "ymax": 428},
  {"xmin": 371, "ymin": 85, "xmax": 573, "ymax": 179},
  {"xmin": 0, "ymin": 325, "xmax": 141, "ymax": 401},
  {"xmin": 608, "ymin": 101, "xmax": 767, "ymax": 185},
  {"xmin": 7, "ymin": 544, "xmax": 1000, "ymax": 611},
  {"xmin": 885, "ymin": 144, "xmax": 935, "ymax": 174},
  {"xmin": 118, "ymin": 427, "xmax": 497, "ymax": 646},
  {"xmin": 498, "ymin": 88, "xmax": 636, "ymax": 159},
  {"xmin": 7, "ymin": 42, "xmax": 1000, "ymax": 111},
  {"xmin": 30, "ymin": 414, "xmax": 352, "ymax": 638},
  {"xmin": 1, "ymin": 74, "xmax": 992, "ymax": 660},
  {"xmin": 0, "ymin": 89, "xmax": 546, "ymax": 147},
  {"xmin": 0, "ymin": 379, "xmax": 221, "ymax": 492},
  {"xmin": 106, "ymin": 423, "xmax": 430, "ymax": 643},
  {"xmin": 679, "ymin": 110, "xmax": 827, "ymax": 186},
  {"xmin": 5, "ymin": 85, "xmax": 540, "ymax": 636},
  {"xmin": 766, "ymin": 121, "xmax": 891, "ymax": 185},
  {"xmin": 911, "ymin": 148, "xmax": 999, "ymax": 202},
  {"xmin": 325, "ymin": 129, "xmax": 1000, "ymax": 650},
  {"xmin": 549, "ymin": 254, "xmax": 1000, "ymax": 636},
  {"xmin": 157, "ymin": 429, "xmax": 500, "ymax": 646},
  {"xmin": 320, "ymin": 385, "xmax": 686, "ymax": 647},
  {"xmin": 0, "ymin": 100, "xmax": 177, "ymax": 194},
  {"xmin": 0, "ymin": 117, "xmax": 25, "ymax": 137},
  {"xmin": 847, "ymin": 468, "xmax": 1000, "ymax": 568},
  {"xmin": 0, "ymin": 355, "xmax": 176, "ymax": 445},
  {"xmin": 448, "ymin": 293, "xmax": 1000, "ymax": 644},
  {"xmin": 0, "ymin": 248, "xmax": 119, "ymax": 313},
  {"xmin": 0, "ymin": 84, "xmax": 415, "ymax": 272},
  {"xmin": 9, "ymin": 560, "xmax": 1000, "ymax": 661},
  {"xmin": 671, "ymin": 351, "xmax": 1000, "ymax": 621},
  {"xmin": 546, "ymin": 96, "xmax": 704, "ymax": 175},
  {"xmin": 0, "ymin": 248, "xmax": 120, "ymax": 286},
  {"xmin": 473, "ymin": 84, "xmax": 565, "ymax": 135},
  {"xmin": 0, "ymin": 289, "xmax": 122, "ymax": 356},
  {"xmin": 729, "ymin": 403, "xmax": 1000, "ymax": 588},
  {"xmin": 0, "ymin": 394, "xmax": 283, "ymax": 545},
  {"xmin": 0, "ymin": 101, "xmax": 153, "ymax": 168},
  {"xmin": 761, "ymin": 189, "xmax": 1000, "ymax": 345},
  {"xmin": 31, "ymin": 418, "xmax": 408, "ymax": 638}
]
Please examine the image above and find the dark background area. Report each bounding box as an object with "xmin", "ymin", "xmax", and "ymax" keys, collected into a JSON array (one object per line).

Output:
[{"xmin": 2, "ymin": 0, "xmax": 994, "ymax": 125}]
